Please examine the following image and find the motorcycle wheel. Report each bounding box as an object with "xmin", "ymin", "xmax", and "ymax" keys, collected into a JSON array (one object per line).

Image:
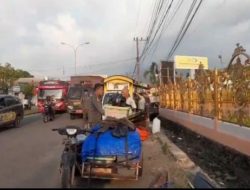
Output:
[
  {"xmin": 70, "ymin": 114, "xmax": 75, "ymax": 120},
  {"xmin": 61, "ymin": 166, "xmax": 72, "ymax": 188},
  {"xmin": 50, "ymin": 115, "xmax": 54, "ymax": 121},
  {"xmin": 43, "ymin": 115, "xmax": 48, "ymax": 123}
]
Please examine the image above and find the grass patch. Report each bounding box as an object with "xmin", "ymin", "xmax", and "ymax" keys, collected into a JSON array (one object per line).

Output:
[
  {"xmin": 24, "ymin": 107, "xmax": 39, "ymax": 116},
  {"xmin": 156, "ymin": 135, "xmax": 163, "ymax": 145},
  {"xmin": 162, "ymin": 143, "xmax": 168, "ymax": 155}
]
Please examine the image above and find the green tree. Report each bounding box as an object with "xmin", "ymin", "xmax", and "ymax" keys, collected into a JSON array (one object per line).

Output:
[
  {"xmin": 0, "ymin": 63, "xmax": 33, "ymax": 93},
  {"xmin": 22, "ymin": 83, "xmax": 34, "ymax": 98},
  {"xmin": 15, "ymin": 69, "xmax": 33, "ymax": 78},
  {"xmin": 143, "ymin": 62, "xmax": 159, "ymax": 86}
]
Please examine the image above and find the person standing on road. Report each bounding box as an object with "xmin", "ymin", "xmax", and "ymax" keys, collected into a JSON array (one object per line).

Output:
[
  {"xmin": 81, "ymin": 88, "xmax": 91, "ymax": 129},
  {"xmin": 87, "ymin": 83, "xmax": 105, "ymax": 128},
  {"xmin": 138, "ymin": 92, "xmax": 146, "ymax": 111}
]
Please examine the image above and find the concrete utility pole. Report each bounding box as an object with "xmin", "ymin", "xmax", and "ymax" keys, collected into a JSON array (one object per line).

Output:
[{"xmin": 133, "ymin": 37, "xmax": 147, "ymax": 82}]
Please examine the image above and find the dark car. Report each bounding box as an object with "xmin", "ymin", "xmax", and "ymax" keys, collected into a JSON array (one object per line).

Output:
[{"xmin": 0, "ymin": 95, "xmax": 24, "ymax": 128}]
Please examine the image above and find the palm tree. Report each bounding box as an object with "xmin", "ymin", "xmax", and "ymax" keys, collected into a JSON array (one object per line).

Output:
[{"xmin": 143, "ymin": 62, "xmax": 159, "ymax": 85}]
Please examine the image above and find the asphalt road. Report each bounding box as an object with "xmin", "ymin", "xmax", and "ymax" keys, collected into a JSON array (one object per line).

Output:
[
  {"xmin": 0, "ymin": 113, "xmax": 76, "ymax": 188},
  {"xmin": 0, "ymin": 113, "xmax": 188, "ymax": 188}
]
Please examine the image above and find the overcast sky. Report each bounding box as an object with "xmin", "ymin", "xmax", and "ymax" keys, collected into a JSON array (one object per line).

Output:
[{"xmin": 0, "ymin": 0, "xmax": 250, "ymax": 80}]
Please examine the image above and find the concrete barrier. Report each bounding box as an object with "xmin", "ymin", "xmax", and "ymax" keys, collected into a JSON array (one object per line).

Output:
[{"xmin": 159, "ymin": 108, "xmax": 250, "ymax": 157}]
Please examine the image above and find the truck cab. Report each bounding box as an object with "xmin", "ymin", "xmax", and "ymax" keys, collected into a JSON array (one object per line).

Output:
[{"xmin": 67, "ymin": 85, "xmax": 93, "ymax": 120}]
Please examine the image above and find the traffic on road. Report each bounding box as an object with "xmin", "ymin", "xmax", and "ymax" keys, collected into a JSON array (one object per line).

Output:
[{"xmin": 1, "ymin": 0, "xmax": 249, "ymax": 188}]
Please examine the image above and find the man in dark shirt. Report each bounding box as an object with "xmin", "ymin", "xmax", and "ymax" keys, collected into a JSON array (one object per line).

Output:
[{"xmin": 87, "ymin": 83, "xmax": 104, "ymax": 128}]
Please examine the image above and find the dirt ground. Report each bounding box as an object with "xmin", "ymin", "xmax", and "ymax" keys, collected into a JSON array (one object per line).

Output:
[
  {"xmin": 75, "ymin": 132, "xmax": 190, "ymax": 188},
  {"xmin": 161, "ymin": 119, "xmax": 250, "ymax": 188}
]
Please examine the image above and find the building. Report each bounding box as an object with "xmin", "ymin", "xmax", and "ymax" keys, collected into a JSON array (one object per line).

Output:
[{"xmin": 160, "ymin": 61, "xmax": 175, "ymax": 84}]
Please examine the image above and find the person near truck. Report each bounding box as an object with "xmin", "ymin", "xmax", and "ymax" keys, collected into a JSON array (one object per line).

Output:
[
  {"xmin": 81, "ymin": 88, "xmax": 91, "ymax": 129},
  {"xmin": 87, "ymin": 83, "xmax": 105, "ymax": 128},
  {"xmin": 121, "ymin": 87, "xmax": 137, "ymax": 109}
]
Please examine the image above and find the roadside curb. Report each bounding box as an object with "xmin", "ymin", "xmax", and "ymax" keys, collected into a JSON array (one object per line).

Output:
[
  {"xmin": 156, "ymin": 132, "xmax": 220, "ymax": 188},
  {"xmin": 24, "ymin": 111, "xmax": 39, "ymax": 117}
]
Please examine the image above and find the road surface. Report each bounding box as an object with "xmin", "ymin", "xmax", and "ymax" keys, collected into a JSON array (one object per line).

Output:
[{"xmin": 0, "ymin": 113, "xmax": 188, "ymax": 188}]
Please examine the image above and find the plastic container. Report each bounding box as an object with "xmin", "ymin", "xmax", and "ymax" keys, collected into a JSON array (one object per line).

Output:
[
  {"xmin": 104, "ymin": 105, "xmax": 131, "ymax": 119},
  {"xmin": 137, "ymin": 127, "xmax": 150, "ymax": 141},
  {"xmin": 152, "ymin": 117, "xmax": 161, "ymax": 134}
]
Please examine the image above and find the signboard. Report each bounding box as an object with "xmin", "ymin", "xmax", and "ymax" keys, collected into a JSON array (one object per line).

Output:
[
  {"xmin": 174, "ymin": 56, "xmax": 208, "ymax": 69},
  {"xmin": 12, "ymin": 86, "xmax": 21, "ymax": 93},
  {"xmin": 40, "ymin": 80, "xmax": 68, "ymax": 86}
]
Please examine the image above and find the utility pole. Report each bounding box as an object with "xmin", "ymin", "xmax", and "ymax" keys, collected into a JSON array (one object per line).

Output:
[
  {"xmin": 133, "ymin": 37, "xmax": 147, "ymax": 82},
  {"xmin": 61, "ymin": 42, "xmax": 90, "ymax": 75}
]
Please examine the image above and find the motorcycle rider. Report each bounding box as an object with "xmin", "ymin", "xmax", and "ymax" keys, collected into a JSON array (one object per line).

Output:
[{"xmin": 44, "ymin": 96, "xmax": 55, "ymax": 119}]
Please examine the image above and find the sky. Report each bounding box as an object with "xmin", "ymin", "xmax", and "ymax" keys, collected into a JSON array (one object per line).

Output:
[{"xmin": 0, "ymin": 0, "xmax": 250, "ymax": 80}]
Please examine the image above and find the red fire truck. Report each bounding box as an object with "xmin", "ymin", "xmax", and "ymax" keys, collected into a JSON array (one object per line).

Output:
[{"xmin": 36, "ymin": 80, "xmax": 69, "ymax": 113}]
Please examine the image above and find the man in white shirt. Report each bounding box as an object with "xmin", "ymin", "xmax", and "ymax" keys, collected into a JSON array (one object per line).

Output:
[
  {"xmin": 121, "ymin": 87, "xmax": 137, "ymax": 109},
  {"xmin": 138, "ymin": 93, "xmax": 146, "ymax": 110}
]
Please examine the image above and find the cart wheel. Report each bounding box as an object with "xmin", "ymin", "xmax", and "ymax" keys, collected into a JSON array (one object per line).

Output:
[{"xmin": 138, "ymin": 156, "xmax": 143, "ymax": 177}]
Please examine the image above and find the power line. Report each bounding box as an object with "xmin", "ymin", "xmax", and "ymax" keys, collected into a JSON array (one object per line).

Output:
[
  {"xmin": 142, "ymin": 0, "xmax": 157, "ymax": 37},
  {"xmin": 132, "ymin": 0, "xmax": 160, "ymax": 78},
  {"xmin": 87, "ymin": 61, "xmax": 135, "ymax": 73},
  {"xmin": 86, "ymin": 57, "xmax": 136, "ymax": 68},
  {"xmin": 167, "ymin": 0, "xmax": 203, "ymax": 60},
  {"xmin": 148, "ymin": 0, "xmax": 184, "ymax": 63},
  {"xmin": 27, "ymin": 57, "xmax": 136, "ymax": 72},
  {"xmin": 140, "ymin": 0, "xmax": 165, "ymax": 58},
  {"xmin": 141, "ymin": 0, "xmax": 171, "ymax": 59},
  {"xmin": 140, "ymin": 0, "xmax": 174, "ymax": 64},
  {"xmin": 167, "ymin": 0, "xmax": 197, "ymax": 59}
]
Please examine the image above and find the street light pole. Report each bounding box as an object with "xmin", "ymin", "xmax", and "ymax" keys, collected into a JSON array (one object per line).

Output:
[{"xmin": 61, "ymin": 42, "xmax": 90, "ymax": 75}]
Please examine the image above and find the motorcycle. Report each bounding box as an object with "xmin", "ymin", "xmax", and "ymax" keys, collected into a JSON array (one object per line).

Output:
[
  {"xmin": 52, "ymin": 126, "xmax": 89, "ymax": 188},
  {"xmin": 53, "ymin": 125, "xmax": 143, "ymax": 188},
  {"xmin": 43, "ymin": 103, "xmax": 55, "ymax": 123}
]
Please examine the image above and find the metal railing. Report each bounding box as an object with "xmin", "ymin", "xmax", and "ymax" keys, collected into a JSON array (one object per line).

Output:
[{"xmin": 159, "ymin": 45, "xmax": 250, "ymax": 127}]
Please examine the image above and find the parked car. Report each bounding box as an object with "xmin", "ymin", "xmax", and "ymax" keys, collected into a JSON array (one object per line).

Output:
[{"xmin": 0, "ymin": 95, "xmax": 24, "ymax": 128}]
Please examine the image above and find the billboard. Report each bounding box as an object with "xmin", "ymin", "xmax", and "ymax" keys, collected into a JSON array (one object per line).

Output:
[{"xmin": 174, "ymin": 56, "xmax": 208, "ymax": 69}]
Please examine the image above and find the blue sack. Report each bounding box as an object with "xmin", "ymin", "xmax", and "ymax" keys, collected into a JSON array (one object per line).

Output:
[{"xmin": 81, "ymin": 125, "xmax": 142, "ymax": 162}]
